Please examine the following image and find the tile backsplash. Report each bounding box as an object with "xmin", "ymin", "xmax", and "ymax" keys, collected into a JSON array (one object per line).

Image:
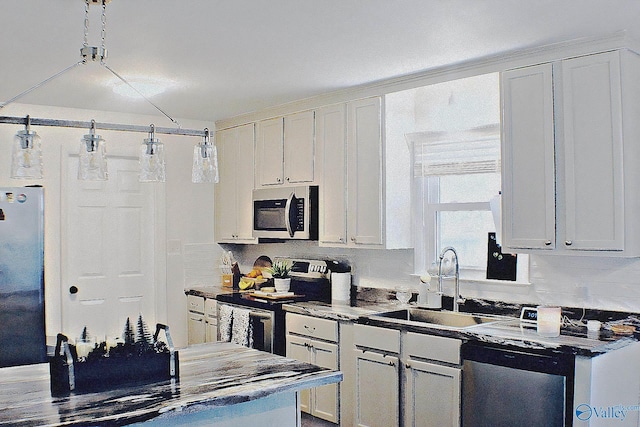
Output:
[{"xmin": 222, "ymin": 241, "xmax": 640, "ymax": 315}]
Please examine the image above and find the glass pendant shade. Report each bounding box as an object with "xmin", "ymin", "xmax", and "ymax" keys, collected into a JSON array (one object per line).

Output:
[
  {"xmin": 192, "ymin": 128, "xmax": 219, "ymax": 183},
  {"xmin": 78, "ymin": 121, "xmax": 108, "ymax": 181},
  {"xmin": 11, "ymin": 129, "xmax": 43, "ymax": 179},
  {"xmin": 139, "ymin": 125, "xmax": 166, "ymax": 182}
]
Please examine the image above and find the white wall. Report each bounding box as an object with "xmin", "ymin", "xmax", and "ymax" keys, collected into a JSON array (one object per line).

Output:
[
  {"xmin": 0, "ymin": 102, "xmax": 215, "ymax": 347},
  {"xmin": 228, "ymin": 242, "xmax": 640, "ymax": 315}
]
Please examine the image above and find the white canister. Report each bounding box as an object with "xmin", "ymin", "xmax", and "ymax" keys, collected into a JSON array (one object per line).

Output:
[
  {"xmin": 331, "ymin": 272, "xmax": 351, "ymax": 303},
  {"xmin": 537, "ymin": 306, "xmax": 562, "ymax": 337}
]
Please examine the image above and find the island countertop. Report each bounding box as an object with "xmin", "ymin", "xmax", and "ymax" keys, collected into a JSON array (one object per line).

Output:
[{"xmin": 0, "ymin": 342, "xmax": 342, "ymax": 427}]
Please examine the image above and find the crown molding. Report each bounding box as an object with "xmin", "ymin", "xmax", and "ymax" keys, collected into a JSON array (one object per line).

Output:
[{"xmin": 216, "ymin": 31, "xmax": 637, "ymax": 130}]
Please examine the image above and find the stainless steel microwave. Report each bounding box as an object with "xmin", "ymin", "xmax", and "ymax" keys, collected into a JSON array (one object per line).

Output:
[{"xmin": 252, "ymin": 185, "xmax": 318, "ymax": 240}]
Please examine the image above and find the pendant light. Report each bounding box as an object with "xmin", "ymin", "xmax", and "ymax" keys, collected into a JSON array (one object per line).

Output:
[
  {"xmin": 78, "ymin": 119, "xmax": 108, "ymax": 181},
  {"xmin": 139, "ymin": 124, "xmax": 166, "ymax": 183},
  {"xmin": 11, "ymin": 115, "xmax": 43, "ymax": 179},
  {"xmin": 192, "ymin": 128, "xmax": 219, "ymax": 183}
]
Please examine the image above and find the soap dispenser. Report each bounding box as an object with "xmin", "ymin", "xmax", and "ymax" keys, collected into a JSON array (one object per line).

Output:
[{"xmin": 417, "ymin": 272, "xmax": 442, "ymax": 309}]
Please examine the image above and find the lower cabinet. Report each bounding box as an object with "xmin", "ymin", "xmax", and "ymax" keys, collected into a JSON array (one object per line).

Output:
[
  {"xmin": 286, "ymin": 313, "xmax": 340, "ymax": 423},
  {"xmin": 353, "ymin": 324, "xmax": 401, "ymax": 427},
  {"xmin": 352, "ymin": 324, "xmax": 462, "ymax": 427},
  {"xmin": 204, "ymin": 298, "xmax": 218, "ymax": 343},
  {"xmin": 187, "ymin": 295, "xmax": 206, "ymax": 345},
  {"xmin": 404, "ymin": 332, "xmax": 461, "ymax": 427}
]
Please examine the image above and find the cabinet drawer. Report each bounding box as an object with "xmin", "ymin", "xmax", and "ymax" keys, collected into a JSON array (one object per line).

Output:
[
  {"xmin": 187, "ymin": 295, "xmax": 205, "ymax": 313},
  {"xmin": 405, "ymin": 332, "xmax": 461, "ymax": 365},
  {"xmin": 287, "ymin": 313, "xmax": 338, "ymax": 342},
  {"xmin": 204, "ymin": 298, "xmax": 217, "ymax": 316},
  {"xmin": 354, "ymin": 324, "xmax": 400, "ymax": 354}
]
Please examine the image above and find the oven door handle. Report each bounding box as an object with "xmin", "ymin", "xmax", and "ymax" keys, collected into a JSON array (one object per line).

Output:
[
  {"xmin": 250, "ymin": 311, "xmax": 273, "ymax": 320},
  {"xmin": 285, "ymin": 191, "xmax": 295, "ymax": 237}
]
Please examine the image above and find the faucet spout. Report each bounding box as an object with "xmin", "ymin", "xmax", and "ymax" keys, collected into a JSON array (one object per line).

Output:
[{"xmin": 438, "ymin": 246, "xmax": 465, "ymax": 312}]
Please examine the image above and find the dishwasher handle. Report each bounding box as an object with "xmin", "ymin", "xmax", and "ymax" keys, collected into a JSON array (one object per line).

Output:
[{"xmin": 461, "ymin": 342, "xmax": 574, "ymax": 377}]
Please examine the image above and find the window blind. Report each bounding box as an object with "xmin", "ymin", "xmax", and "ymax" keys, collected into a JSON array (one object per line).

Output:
[{"xmin": 406, "ymin": 124, "xmax": 500, "ymax": 177}]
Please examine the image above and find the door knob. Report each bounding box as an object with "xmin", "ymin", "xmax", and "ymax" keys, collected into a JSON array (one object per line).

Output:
[{"xmin": 69, "ymin": 285, "xmax": 79, "ymax": 294}]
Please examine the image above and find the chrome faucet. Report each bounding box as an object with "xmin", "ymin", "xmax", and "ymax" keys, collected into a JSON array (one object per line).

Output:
[{"xmin": 438, "ymin": 246, "xmax": 465, "ymax": 312}]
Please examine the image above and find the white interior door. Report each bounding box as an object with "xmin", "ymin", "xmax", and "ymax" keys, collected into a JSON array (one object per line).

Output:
[{"xmin": 61, "ymin": 144, "xmax": 161, "ymax": 342}]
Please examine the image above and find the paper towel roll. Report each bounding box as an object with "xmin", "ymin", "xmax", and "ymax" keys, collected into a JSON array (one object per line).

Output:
[{"xmin": 331, "ymin": 272, "xmax": 351, "ymax": 302}]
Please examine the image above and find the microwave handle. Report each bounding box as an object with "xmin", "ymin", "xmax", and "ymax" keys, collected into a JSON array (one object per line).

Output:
[{"xmin": 285, "ymin": 191, "xmax": 295, "ymax": 237}]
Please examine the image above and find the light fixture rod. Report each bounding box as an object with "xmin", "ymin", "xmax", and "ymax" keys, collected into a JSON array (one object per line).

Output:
[
  {"xmin": 102, "ymin": 64, "xmax": 180, "ymax": 127},
  {"xmin": 0, "ymin": 115, "xmax": 206, "ymax": 137},
  {"xmin": 0, "ymin": 61, "xmax": 85, "ymax": 110}
]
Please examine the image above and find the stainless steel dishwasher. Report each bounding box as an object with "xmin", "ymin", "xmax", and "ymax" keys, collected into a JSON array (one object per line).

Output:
[{"xmin": 462, "ymin": 342, "xmax": 575, "ymax": 427}]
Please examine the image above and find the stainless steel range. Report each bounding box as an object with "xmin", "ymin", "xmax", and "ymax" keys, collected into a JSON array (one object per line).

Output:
[{"xmin": 215, "ymin": 258, "xmax": 333, "ymax": 356}]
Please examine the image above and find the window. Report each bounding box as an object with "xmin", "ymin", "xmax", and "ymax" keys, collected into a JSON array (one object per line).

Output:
[{"xmin": 391, "ymin": 73, "xmax": 527, "ymax": 282}]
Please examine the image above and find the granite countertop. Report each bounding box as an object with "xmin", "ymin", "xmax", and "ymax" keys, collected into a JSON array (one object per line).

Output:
[
  {"xmin": 0, "ymin": 342, "xmax": 342, "ymax": 427},
  {"xmin": 284, "ymin": 301, "xmax": 640, "ymax": 357}
]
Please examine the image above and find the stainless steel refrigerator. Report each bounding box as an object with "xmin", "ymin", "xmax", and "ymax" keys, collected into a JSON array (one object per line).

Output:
[{"xmin": 0, "ymin": 186, "xmax": 46, "ymax": 367}]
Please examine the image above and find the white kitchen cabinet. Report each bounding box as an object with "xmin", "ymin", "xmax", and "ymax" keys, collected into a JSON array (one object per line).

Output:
[
  {"xmin": 256, "ymin": 111, "xmax": 315, "ymax": 187},
  {"xmin": 214, "ymin": 124, "xmax": 258, "ymax": 243},
  {"xmin": 286, "ymin": 313, "xmax": 339, "ymax": 423},
  {"xmin": 347, "ymin": 97, "xmax": 384, "ymax": 247},
  {"xmin": 317, "ymin": 97, "xmax": 411, "ymax": 249},
  {"xmin": 187, "ymin": 295, "xmax": 206, "ymax": 345},
  {"xmin": 501, "ymin": 62, "xmax": 556, "ymax": 250},
  {"xmin": 353, "ymin": 324, "xmax": 401, "ymax": 427},
  {"xmin": 204, "ymin": 298, "xmax": 217, "ymax": 343},
  {"xmin": 284, "ymin": 110, "xmax": 315, "ymax": 184},
  {"xmin": 316, "ymin": 104, "xmax": 348, "ymax": 245},
  {"xmin": 403, "ymin": 332, "xmax": 461, "ymax": 427},
  {"xmin": 501, "ymin": 49, "xmax": 640, "ymax": 255}
]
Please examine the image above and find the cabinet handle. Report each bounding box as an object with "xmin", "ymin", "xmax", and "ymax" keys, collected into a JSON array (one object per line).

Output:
[
  {"xmin": 565, "ymin": 240, "xmax": 572, "ymax": 246},
  {"xmin": 544, "ymin": 240, "xmax": 552, "ymax": 246},
  {"xmin": 405, "ymin": 363, "xmax": 411, "ymax": 369},
  {"xmin": 388, "ymin": 361, "xmax": 395, "ymax": 367},
  {"xmin": 276, "ymin": 177, "xmax": 282, "ymax": 183},
  {"xmin": 285, "ymin": 177, "xmax": 290, "ymax": 182},
  {"xmin": 350, "ymin": 237, "xmax": 356, "ymax": 242}
]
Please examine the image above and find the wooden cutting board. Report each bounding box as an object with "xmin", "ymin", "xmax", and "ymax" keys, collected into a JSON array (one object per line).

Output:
[{"xmin": 247, "ymin": 291, "xmax": 302, "ymax": 300}]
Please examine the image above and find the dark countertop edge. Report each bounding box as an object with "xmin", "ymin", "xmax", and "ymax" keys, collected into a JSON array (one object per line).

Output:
[
  {"xmin": 186, "ymin": 288, "xmax": 639, "ymax": 357},
  {"xmin": 283, "ymin": 301, "xmax": 639, "ymax": 358},
  {"xmin": 0, "ymin": 343, "xmax": 343, "ymax": 427}
]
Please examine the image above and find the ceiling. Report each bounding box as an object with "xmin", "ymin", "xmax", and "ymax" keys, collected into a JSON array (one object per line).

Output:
[{"xmin": 1, "ymin": 1, "xmax": 640, "ymax": 125}]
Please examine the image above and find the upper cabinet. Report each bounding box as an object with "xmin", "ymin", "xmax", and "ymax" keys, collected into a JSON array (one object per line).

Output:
[
  {"xmin": 501, "ymin": 49, "xmax": 640, "ymax": 255},
  {"xmin": 256, "ymin": 110, "xmax": 315, "ymax": 187},
  {"xmin": 317, "ymin": 97, "xmax": 411, "ymax": 249},
  {"xmin": 214, "ymin": 124, "xmax": 258, "ymax": 244}
]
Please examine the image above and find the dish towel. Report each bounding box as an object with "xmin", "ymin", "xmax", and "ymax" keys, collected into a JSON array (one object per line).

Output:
[
  {"xmin": 231, "ymin": 307, "xmax": 254, "ymax": 348},
  {"xmin": 218, "ymin": 304, "xmax": 233, "ymax": 342}
]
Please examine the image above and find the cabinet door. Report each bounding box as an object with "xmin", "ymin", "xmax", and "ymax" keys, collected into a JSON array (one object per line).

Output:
[
  {"xmin": 235, "ymin": 124, "xmax": 257, "ymax": 241},
  {"xmin": 317, "ymin": 104, "xmax": 348, "ymax": 245},
  {"xmin": 347, "ymin": 97, "xmax": 384, "ymax": 247},
  {"xmin": 215, "ymin": 128, "xmax": 239, "ymax": 242},
  {"xmin": 501, "ymin": 63, "xmax": 556, "ymax": 250},
  {"xmin": 311, "ymin": 341, "xmax": 339, "ymax": 423},
  {"xmin": 256, "ymin": 117, "xmax": 284, "ymax": 186},
  {"xmin": 284, "ymin": 110, "xmax": 315, "ymax": 184},
  {"xmin": 354, "ymin": 348, "xmax": 399, "ymax": 427},
  {"xmin": 214, "ymin": 124, "xmax": 256, "ymax": 243},
  {"xmin": 187, "ymin": 312, "xmax": 206, "ymax": 345},
  {"xmin": 404, "ymin": 359, "xmax": 461, "ymax": 427},
  {"xmin": 287, "ymin": 335, "xmax": 311, "ymax": 413},
  {"xmin": 560, "ymin": 51, "xmax": 624, "ymax": 251}
]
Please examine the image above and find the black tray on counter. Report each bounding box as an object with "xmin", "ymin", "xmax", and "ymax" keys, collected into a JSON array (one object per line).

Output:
[{"xmin": 49, "ymin": 324, "xmax": 178, "ymax": 396}]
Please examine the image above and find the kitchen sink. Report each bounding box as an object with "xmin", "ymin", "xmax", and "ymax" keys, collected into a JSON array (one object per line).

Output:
[{"xmin": 370, "ymin": 307, "xmax": 504, "ymax": 329}]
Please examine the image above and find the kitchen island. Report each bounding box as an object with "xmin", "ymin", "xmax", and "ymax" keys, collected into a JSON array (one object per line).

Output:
[{"xmin": 0, "ymin": 342, "xmax": 342, "ymax": 426}]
